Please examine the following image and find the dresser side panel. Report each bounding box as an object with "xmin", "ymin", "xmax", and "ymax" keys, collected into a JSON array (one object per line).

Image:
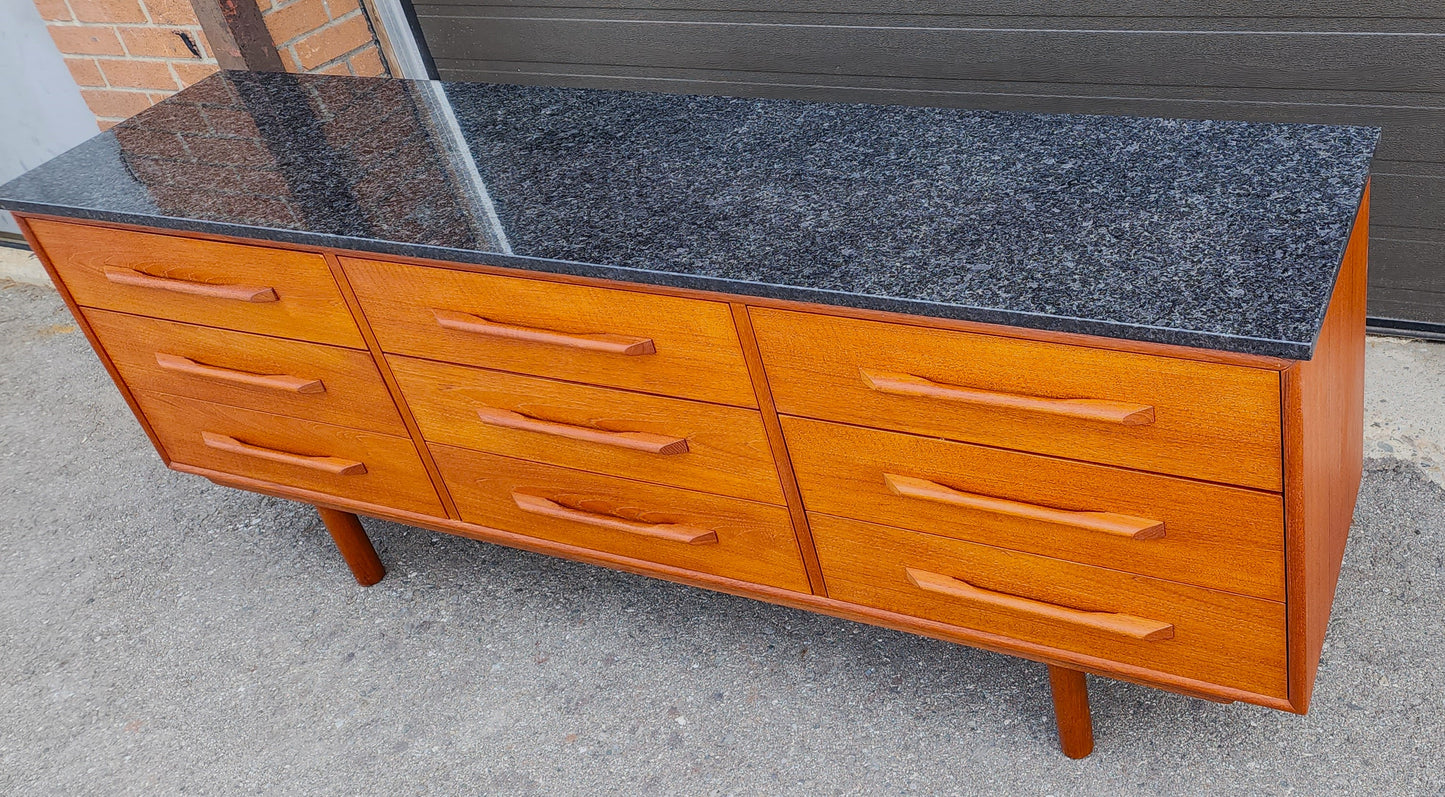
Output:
[{"xmin": 1286, "ymin": 182, "xmax": 1370, "ymax": 712}]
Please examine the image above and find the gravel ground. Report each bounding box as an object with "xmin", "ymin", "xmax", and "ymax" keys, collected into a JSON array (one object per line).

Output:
[{"xmin": 2, "ymin": 279, "xmax": 1444, "ymax": 795}]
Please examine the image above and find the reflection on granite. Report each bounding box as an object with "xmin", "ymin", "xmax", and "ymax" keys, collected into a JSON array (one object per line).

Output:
[{"xmin": 0, "ymin": 71, "xmax": 1377, "ymax": 358}]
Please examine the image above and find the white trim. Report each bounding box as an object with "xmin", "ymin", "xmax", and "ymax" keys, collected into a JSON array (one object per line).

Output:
[{"xmin": 366, "ymin": 0, "xmax": 431, "ymax": 79}]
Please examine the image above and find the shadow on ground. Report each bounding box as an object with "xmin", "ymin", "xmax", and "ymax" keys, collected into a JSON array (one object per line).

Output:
[{"xmin": 2, "ymin": 281, "xmax": 1442, "ymax": 795}]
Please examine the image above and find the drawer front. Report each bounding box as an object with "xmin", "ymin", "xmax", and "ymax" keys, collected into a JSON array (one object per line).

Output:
[
  {"xmin": 27, "ymin": 219, "xmax": 363, "ymax": 348},
  {"xmin": 135, "ymin": 392, "xmax": 444, "ymax": 517},
  {"xmin": 751, "ymin": 308, "xmax": 1282, "ymax": 491},
  {"xmin": 87, "ymin": 309, "xmax": 407, "ymax": 436},
  {"xmin": 783, "ymin": 417, "xmax": 1285, "ymax": 601},
  {"xmin": 341, "ymin": 257, "xmax": 758, "ymax": 408},
  {"xmin": 391, "ymin": 356, "xmax": 784, "ymax": 504},
  {"xmin": 431, "ymin": 445, "xmax": 810, "ymax": 592},
  {"xmin": 811, "ymin": 514, "xmax": 1287, "ymax": 698}
]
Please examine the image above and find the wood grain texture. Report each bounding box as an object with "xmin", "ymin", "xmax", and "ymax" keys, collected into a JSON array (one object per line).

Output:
[
  {"xmin": 24, "ymin": 218, "xmax": 365, "ymax": 348},
  {"xmin": 201, "ymin": 431, "xmax": 368, "ymax": 475},
  {"xmin": 430, "ymin": 444, "xmax": 812, "ymax": 593},
  {"xmin": 728, "ymin": 303, "xmax": 829, "ymax": 595},
  {"xmin": 169, "ymin": 461, "xmax": 1295, "ymax": 711},
  {"xmin": 13, "ymin": 213, "xmax": 1294, "ymax": 371},
  {"xmin": 512, "ymin": 491, "xmax": 719, "ymax": 544},
  {"xmin": 12, "ymin": 215, "xmax": 174, "ymax": 467},
  {"xmin": 85, "ymin": 309, "xmax": 409, "ymax": 436},
  {"xmin": 316, "ymin": 507, "xmax": 387, "ymax": 586},
  {"xmin": 782, "ymin": 417, "xmax": 1285, "ymax": 600},
  {"xmin": 189, "ymin": 0, "xmax": 286, "ymax": 71},
  {"xmin": 321, "ymin": 252, "xmax": 463, "ymax": 520},
  {"xmin": 335, "ymin": 245, "xmax": 1293, "ymax": 370},
  {"xmin": 904, "ymin": 567, "xmax": 1175, "ymax": 642},
  {"xmin": 16, "ymin": 211, "xmax": 1347, "ymax": 717},
  {"xmin": 389, "ymin": 355, "xmax": 786, "ymax": 504},
  {"xmin": 340, "ymin": 256, "xmax": 758, "ymax": 407},
  {"xmin": 883, "ymin": 473, "xmax": 1166, "ymax": 542},
  {"xmin": 859, "ymin": 368, "xmax": 1157, "ymax": 426},
  {"xmin": 134, "ymin": 391, "xmax": 447, "ymax": 516},
  {"xmin": 753, "ymin": 307, "xmax": 1283, "ymax": 490},
  {"xmin": 1048, "ymin": 666, "xmax": 1095, "ymax": 760},
  {"xmin": 1285, "ymin": 184, "xmax": 1370, "ymax": 713},
  {"xmin": 102, "ymin": 267, "xmax": 278, "ymax": 302},
  {"xmin": 433, "ymin": 309, "xmax": 658, "ymax": 355},
  {"xmin": 809, "ymin": 513, "xmax": 1287, "ymax": 698}
]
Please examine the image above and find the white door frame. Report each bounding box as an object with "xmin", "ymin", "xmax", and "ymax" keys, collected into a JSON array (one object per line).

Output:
[{"xmin": 364, "ymin": 0, "xmax": 433, "ymax": 80}]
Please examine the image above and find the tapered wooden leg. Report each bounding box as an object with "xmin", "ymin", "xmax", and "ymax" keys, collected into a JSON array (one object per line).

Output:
[
  {"xmin": 317, "ymin": 507, "xmax": 385, "ymax": 586},
  {"xmin": 1048, "ymin": 665, "xmax": 1095, "ymax": 759}
]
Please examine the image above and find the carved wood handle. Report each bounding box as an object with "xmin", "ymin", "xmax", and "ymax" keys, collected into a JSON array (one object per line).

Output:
[
  {"xmin": 155, "ymin": 352, "xmax": 325, "ymax": 394},
  {"xmin": 200, "ymin": 431, "xmax": 366, "ymax": 475},
  {"xmin": 904, "ymin": 567, "xmax": 1174, "ymax": 641},
  {"xmin": 883, "ymin": 474, "xmax": 1164, "ymax": 540},
  {"xmin": 476, "ymin": 406, "xmax": 688, "ymax": 454},
  {"xmin": 104, "ymin": 267, "xmax": 278, "ymax": 302},
  {"xmin": 859, "ymin": 369, "xmax": 1155, "ymax": 426},
  {"xmin": 511, "ymin": 492, "xmax": 717, "ymax": 544},
  {"xmin": 433, "ymin": 309, "xmax": 656, "ymax": 355}
]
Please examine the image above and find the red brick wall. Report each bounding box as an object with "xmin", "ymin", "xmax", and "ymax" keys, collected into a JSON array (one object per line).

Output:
[
  {"xmin": 36, "ymin": 0, "xmax": 390, "ymax": 130},
  {"xmin": 262, "ymin": 0, "xmax": 387, "ymax": 76}
]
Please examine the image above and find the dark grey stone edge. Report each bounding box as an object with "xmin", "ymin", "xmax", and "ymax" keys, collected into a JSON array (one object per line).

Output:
[{"xmin": 0, "ymin": 200, "xmax": 1317, "ymax": 361}]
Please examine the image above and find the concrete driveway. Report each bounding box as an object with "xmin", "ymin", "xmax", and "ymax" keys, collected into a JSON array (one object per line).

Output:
[{"xmin": 2, "ymin": 277, "xmax": 1443, "ymax": 795}]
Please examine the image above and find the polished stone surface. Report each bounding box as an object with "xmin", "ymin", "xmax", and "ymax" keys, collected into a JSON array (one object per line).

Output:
[{"xmin": 0, "ymin": 71, "xmax": 1377, "ymax": 357}]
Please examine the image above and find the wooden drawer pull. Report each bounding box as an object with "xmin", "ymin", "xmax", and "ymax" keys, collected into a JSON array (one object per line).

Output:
[
  {"xmin": 103, "ymin": 267, "xmax": 279, "ymax": 303},
  {"xmin": 155, "ymin": 352, "xmax": 326, "ymax": 394},
  {"xmin": 433, "ymin": 309, "xmax": 656, "ymax": 355},
  {"xmin": 476, "ymin": 406, "xmax": 689, "ymax": 454},
  {"xmin": 884, "ymin": 473, "xmax": 1165, "ymax": 540},
  {"xmin": 904, "ymin": 567, "xmax": 1175, "ymax": 641},
  {"xmin": 511, "ymin": 491, "xmax": 717, "ymax": 544},
  {"xmin": 859, "ymin": 369, "xmax": 1155, "ymax": 426},
  {"xmin": 200, "ymin": 431, "xmax": 367, "ymax": 475}
]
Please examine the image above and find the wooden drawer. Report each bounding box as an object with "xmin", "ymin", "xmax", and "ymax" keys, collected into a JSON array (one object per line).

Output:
[
  {"xmin": 810, "ymin": 514, "xmax": 1287, "ymax": 698},
  {"xmin": 391, "ymin": 356, "xmax": 784, "ymax": 504},
  {"xmin": 135, "ymin": 392, "xmax": 444, "ymax": 516},
  {"xmin": 783, "ymin": 417, "xmax": 1284, "ymax": 601},
  {"xmin": 431, "ymin": 445, "xmax": 810, "ymax": 592},
  {"xmin": 751, "ymin": 308, "xmax": 1283, "ymax": 491},
  {"xmin": 27, "ymin": 219, "xmax": 363, "ymax": 348},
  {"xmin": 340, "ymin": 257, "xmax": 758, "ymax": 407},
  {"xmin": 87, "ymin": 309, "xmax": 407, "ymax": 436}
]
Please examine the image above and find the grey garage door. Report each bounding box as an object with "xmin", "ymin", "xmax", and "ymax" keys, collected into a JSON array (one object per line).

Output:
[{"xmin": 407, "ymin": 1, "xmax": 1445, "ymax": 332}]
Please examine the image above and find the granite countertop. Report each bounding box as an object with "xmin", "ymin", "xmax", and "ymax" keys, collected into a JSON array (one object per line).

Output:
[{"xmin": 0, "ymin": 71, "xmax": 1377, "ymax": 358}]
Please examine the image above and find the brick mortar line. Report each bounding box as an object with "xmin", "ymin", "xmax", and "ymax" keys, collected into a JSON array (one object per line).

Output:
[
  {"xmin": 351, "ymin": 0, "xmax": 389, "ymax": 75},
  {"xmin": 62, "ymin": 56, "xmax": 109, "ymax": 90},
  {"xmin": 307, "ymin": 41, "xmax": 378, "ymax": 73},
  {"xmin": 271, "ymin": 7, "xmax": 364, "ymax": 49},
  {"xmin": 46, "ymin": 20, "xmax": 206, "ymax": 29},
  {"xmin": 83, "ymin": 84, "xmax": 177, "ymax": 95},
  {"xmin": 90, "ymin": 55, "xmax": 216, "ymax": 63}
]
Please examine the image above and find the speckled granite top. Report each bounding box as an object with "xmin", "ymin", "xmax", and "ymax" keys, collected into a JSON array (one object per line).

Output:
[{"xmin": 0, "ymin": 71, "xmax": 1377, "ymax": 358}]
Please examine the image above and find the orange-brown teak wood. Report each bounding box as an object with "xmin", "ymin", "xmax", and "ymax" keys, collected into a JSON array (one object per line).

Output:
[{"xmin": 13, "ymin": 182, "xmax": 1368, "ymax": 758}]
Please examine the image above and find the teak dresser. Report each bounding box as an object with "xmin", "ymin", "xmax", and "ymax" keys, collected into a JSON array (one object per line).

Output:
[{"xmin": 1, "ymin": 71, "xmax": 1379, "ymax": 758}]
